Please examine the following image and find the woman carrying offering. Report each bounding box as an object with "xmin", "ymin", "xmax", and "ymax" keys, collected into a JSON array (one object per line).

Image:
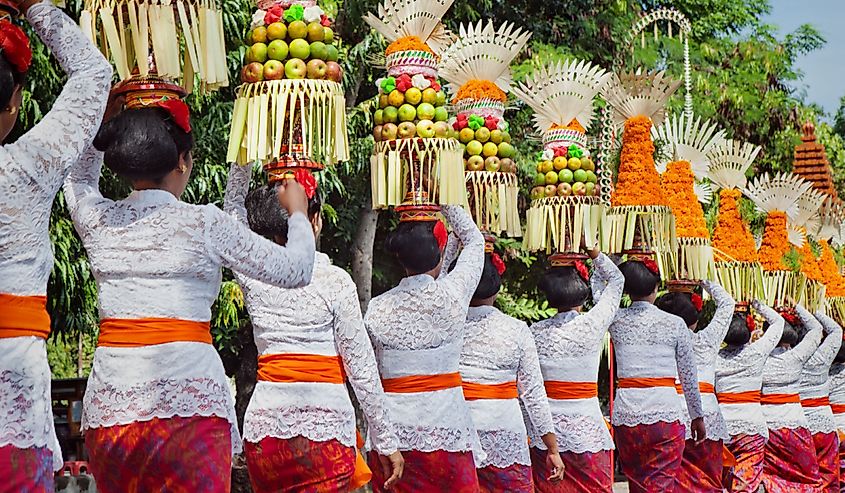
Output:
[
  {"xmin": 62, "ymin": 95, "xmax": 316, "ymax": 492},
  {"xmin": 364, "ymin": 204, "xmax": 484, "ymax": 492},
  {"xmin": 715, "ymin": 301, "xmax": 784, "ymax": 492},
  {"xmin": 457, "ymin": 240, "xmax": 564, "ymax": 492},
  {"xmin": 656, "ymin": 280, "xmax": 735, "ymax": 492},
  {"xmin": 828, "ymin": 343, "xmax": 845, "ymax": 489},
  {"xmin": 529, "ymin": 248, "xmax": 623, "ymax": 492},
  {"xmin": 0, "ymin": 0, "xmax": 111, "ymax": 487},
  {"xmin": 760, "ymin": 304, "xmax": 824, "ymax": 492},
  {"xmin": 799, "ymin": 311, "xmax": 843, "ymax": 493},
  {"xmin": 609, "ymin": 253, "xmax": 705, "ymax": 493},
  {"xmin": 224, "ymin": 162, "xmax": 404, "ymax": 492}
]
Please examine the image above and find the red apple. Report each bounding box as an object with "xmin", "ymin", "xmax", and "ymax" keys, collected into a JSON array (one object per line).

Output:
[
  {"xmin": 484, "ymin": 156, "xmax": 500, "ymax": 172},
  {"xmin": 241, "ymin": 62, "xmax": 265, "ymax": 83},
  {"xmin": 381, "ymin": 123, "xmax": 398, "ymax": 141},
  {"xmin": 544, "ymin": 184, "xmax": 558, "ymax": 197},
  {"xmin": 397, "ymin": 121, "xmax": 417, "ymax": 139},
  {"xmin": 466, "ymin": 155, "xmax": 484, "ymax": 171},
  {"xmin": 433, "ymin": 121, "xmax": 450, "ymax": 138},
  {"xmin": 557, "ymin": 182, "xmax": 572, "ymax": 197},
  {"xmin": 325, "ymin": 61, "xmax": 342, "ymax": 82},
  {"xmin": 373, "ymin": 125, "xmax": 383, "ymax": 142},
  {"xmin": 263, "ymin": 60, "xmax": 284, "ymax": 80},
  {"xmin": 306, "ymin": 59, "xmax": 327, "ymax": 79}
]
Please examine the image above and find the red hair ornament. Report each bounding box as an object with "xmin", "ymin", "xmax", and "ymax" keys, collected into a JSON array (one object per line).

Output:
[
  {"xmin": 153, "ymin": 99, "xmax": 192, "ymax": 134},
  {"xmin": 746, "ymin": 314, "xmax": 756, "ymax": 331},
  {"xmin": 574, "ymin": 260, "xmax": 589, "ymax": 282},
  {"xmin": 0, "ymin": 20, "xmax": 31, "ymax": 73},
  {"xmin": 690, "ymin": 293, "xmax": 703, "ymax": 312},
  {"xmin": 641, "ymin": 258, "xmax": 659, "ymax": 275},
  {"xmin": 433, "ymin": 221, "xmax": 448, "ymax": 249},
  {"xmin": 290, "ymin": 168, "xmax": 318, "ymax": 199},
  {"xmin": 491, "ymin": 252, "xmax": 506, "ymax": 276}
]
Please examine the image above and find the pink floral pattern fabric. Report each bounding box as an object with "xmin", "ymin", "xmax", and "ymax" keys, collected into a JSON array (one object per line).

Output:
[
  {"xmin": 0, "ymin": 444, "xmax": 53, "ymax": 492},
  {"xmin": 761, "ymin": 427, "xmax": 821, "ymax": 492},
  {"xmin": 724, "ymin": 433, "xmax": 766, "ymax": 493},
  {"xmin": 367, "ymin": 449, "xmax": 480, "ymax": 493},
  {"xmin": 476, "ymin": 463, "xmax": 532, "ymax": 493},
  {"xmin": 677, "ymin": 438, "xmax": 723, "ymax": 492},
  {"xmin": 813, "ymin": 431, "xmax": 840, "ymax": 493},
  {"xmin": 530, "ymin": 447, "xmax": 611, "ymax": 492},
  {"xmin": 244, "ymin": 436, "xmax": 355, "ymax": 493},
  {"xmin": 613, "ymin": 421, "xmax": 684, "ymax": 493}
]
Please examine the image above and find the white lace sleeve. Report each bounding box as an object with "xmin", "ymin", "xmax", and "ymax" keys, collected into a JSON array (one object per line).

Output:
[
  {"xmin": 676, "ymin": 321, "xmax": 704, "ymax": 419},
  {"xmin": 698, "ymin": 280, "xmax": 736, "ymax": 353},
  {"xmin": 7, "ymin": 3, "xmax": 111, "ymax": 194},
  {"xmin": 62, "ymin": 145, "xmax": 108, "ymax": 231},
  {"xmin": 331, "ymin": 272, "xmax": 399, "ymax": 456},
  {"xmin": 751, "ymin": 300, "xmax": 784, "ymax": 356},
  {"xmin": 204, "ymin": 206, "xmax": 315, "ymax": 289},
  {"xmin": 516, "ymin": 324, "xmax": 554, "ymax": 436},
  {"xmin": 438, "ymin": 232, "xmax": 461, "ymax": 280},
  {"xmin": 223, "ymin": 163, "xmax": 252, "ymax": 225},
  {"xmin": 438, "ymin": 205, "xmax": 484, "ymax": 305},
  {"xmin": 789, "ymin": 304, "xmax": 823, "ymax": 365},
  {"xmin": 805, "ymin": 310, "xmax": 842, "ymax": 370},
  {"xmin": 583, "ymin": 254, "xmax": 623, "ymax": 332}
]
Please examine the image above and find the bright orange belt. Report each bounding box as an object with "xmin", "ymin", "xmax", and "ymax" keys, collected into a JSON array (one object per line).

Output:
[
  {"xmin": 674, "ymin": 382, "xmax": 716, "ymax": 395},
  {"xmin": 617, "ymin": 377, "xmax": 676, "ymax": 389},
  {"xmin": 544, "ymin": 381, "xmax": 598, "ymax": 400},
  {"xmin": 717, "ymin": 391, "xmax": 761, "ymax": 404},
  {"xmin": 98, "ymin": 318, "xmax": 211, "ymax": 347},
  {"xmin": 255, "ymin": 352, "xmax": 371, "ymax": 490},
  {"xmin": 760, "ymin": 393, "xmax": 801, "ymax": 405},
  {"xmin": 0, "ymin": 293, "xmax": 50, "ymax": 339},
  {"xmin": 462, "ymin": 381, "xmax": 518, "ymax": 401},
  {"xmin": 801, "ymin": 397, "xmax": 831, "ymax": 408},
  {"xmin": 831, "ymin": 403, "xmax": 845, "ymax": 414},
  {"xmin": 382, "ymin": 372, "xmax": 462, "ymax": 394}
]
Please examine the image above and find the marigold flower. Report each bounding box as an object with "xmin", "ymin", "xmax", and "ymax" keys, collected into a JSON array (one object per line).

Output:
[
  {"xmin": 611, "ymin": 115, "xmax": 666, "ymax": 207},
  {"xmin": 712, "ymin": 189, "xmax": 757, "ymax": 262},
  {"xmin": 385, "ymin": 36, "xmax": 433, "ymax": 55},
  {"xmin": 819, "ymin": 240, "xmax": 845, "ymax": 296},
  {"xmin": 453, "ymin": 79, "xmax": 507, "ymax": 103},
  {"xmin": 758, "ymin": 211, "xmax": 790, "ymax": 272},
  {"xmin": 661, "ymin": 160, "xmax": 709, "ymax": 239}
]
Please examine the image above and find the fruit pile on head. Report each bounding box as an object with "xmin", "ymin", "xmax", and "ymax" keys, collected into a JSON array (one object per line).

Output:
[
  {"xmin": 242, "ymin": 3, "xmax": 342, "ymax": 83},
  {"xmin": 373, "ymin": 74, "xmax": 450, "ymax": 142},
  {"xmin": 454, "ymin": 114, "xmax": 515, "ymax": 173},
  {"xmin": 530, "ymin": 144, "xmax": 598, "ymax": 199}
]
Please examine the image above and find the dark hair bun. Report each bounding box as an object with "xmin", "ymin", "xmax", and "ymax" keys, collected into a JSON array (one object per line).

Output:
[
  {"xmin": 0, "ymin": 54, "xmax": 23, "ymax": 111},
  {"xmin": 385, "ymin": 221, "xmax": 440, "ymax": 274},
  {"xmin": 618, "ymin": 260, "xmax": 661, "ymax": 298},
  {"xmin": 246, "ymin": 184, "xmax": 289, "ymax": 240},
  {"xmin": 835, "ymin": 344, "xmax": 845, "ymax": 364},
  {"xmin": 539, "ymin": 266, "xmax": 590, "ymax": 310},
  {"xmin": 472, "ymin": 253, "xmax": 502, "ymax": 300},
  {"xmin": 656, "ymin": 292, "xmax": 699, "ymax": 328},
  {"xmin": 93, "ymin": 107, "xmax": 194, "ymax": 182},
  {"xmin": 723, "ymin": 312, "xmax": 751, "ymax": 346},
  {"xmin": 777, "ymin": 320, "xmax": 798, "ymax": 347}
]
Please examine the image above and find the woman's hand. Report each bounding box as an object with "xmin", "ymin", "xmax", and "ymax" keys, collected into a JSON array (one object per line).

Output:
[
  {"xmin": 276, "ymin": 179, "xmax": 308, "ymax": 216},
  {"xmin": 690, "ymin": 417, "xmax": 706, "ymax": 444},
  {"xmin": 378, "ymin": 451, "xmax": 404, "ymax": 490},
  {"xmin": 545, "ymin": 451, "xmax": 565, "ymax": 481}
]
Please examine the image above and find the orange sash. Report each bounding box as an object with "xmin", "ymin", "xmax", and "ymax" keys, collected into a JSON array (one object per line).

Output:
[
  {"xmin": 831, "ymin": 403, "xmax": 845, "ymax": 414},
  {"xmin": 544, "ymin": 381, "xmax": 598, "ymax": 400},
  {"xmin": 0, "ymin": 293, "xmax": 50, "ymax": 339},
  {"xmin": 717, "ymin": 391, "xmax": 761, "ymax": 404},
  {"xmin": 674, "ymin": 382, "xmax": 715, "ymax": 395},
  {"xmin": 382, "ymin": 373, "xmax": 462, "ymax": 394},
  {"xmin": 98, "ymin": 318, "xmax": 211, "ymax": 347},
  {"xmin": 255, "ymin": 352, "xmax": 371, "ymax": 489},
  {"xmin": 801, "ymin": 397, "xmax": 830, "ymax": 408},
  {"xmin": 617, "ymin": 377, "xmax": 676, "ymax": 389},
  {"xmin": 462, "ymin": 381, "xmax": 518, "ymax": 401},
  {"xmin": 760, "ymin": 393, "xmax": 800, "ymax": 405}
]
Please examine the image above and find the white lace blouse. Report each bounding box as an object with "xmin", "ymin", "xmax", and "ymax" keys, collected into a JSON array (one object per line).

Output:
[
  {"xmin": 528, "ymin": 253, "xmax": 622, "ymax": 454},
  {"xmin": 63, "ymin": 148, "xmax": 316, "ymax": 454},
  {"xmin": 716, "ymin": 301, "xmax": 784, "ymax": 439},
  {"xmin": 364, "ymin": 204, "xmax": 484, "ymax": 457},
  {"xmin": 829, "ymin": 363, "xmax": 845, "ymax": 432},
  {"xmin": 0, "ymin": 3, "xmax": 111, "ymax": 469},
  {"xmin": 798, "ymin": 311, "xmax": 842, "ymax": 434},
  {"xmin": 460, "ymin": 305, "xmax": 554, "ymax": 468},
  {"xmin": 224, "ymin": 163, "xmax": 399, "ymax": 456},
  {"xmin": 761, "ymin": 304, "xmax": 822, "ymax": 431},
  {"xmin": 610, "ymin": 301, "xmax": 703, "ymax": 427},
  {"xmin": 676, "ymin": 281, "xmax": 734, "ymax": 441}
]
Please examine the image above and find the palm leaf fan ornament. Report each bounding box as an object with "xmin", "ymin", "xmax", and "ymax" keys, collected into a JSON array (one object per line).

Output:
[
  {"xmin": 603, "ymin": 69, "xmax": 682, "ymax": 128},
  {"xmin": 512, "ymin": 59, "xmax": 611, "ymax": 253},
  {"xmin": 652, "ymin": 113, "xmax": 725, "ymax": 181},
  {"xmin": 366, "ymin": 0, "xmax": 464, "ymax": 213},
  {"xmin": 818, "ymin": 202, "xmax": 845, "ymax": 301},
  {"xmin": 786, "ymin": 187, "xmax": 826, "ymax": 248},
  {"xmin": 436, "ymin": 21, "xmax": 530, "ymax": 237}
]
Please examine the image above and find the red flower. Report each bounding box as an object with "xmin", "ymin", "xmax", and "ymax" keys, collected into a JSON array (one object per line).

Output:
[
  {"xmin": 433, "ymin": 220, "xmax": 448, "ymax": 249},
  {"xmin": 553, "ymin": 147, "xmax": 567, "ymax": 157},
  {"xmin": 642, "ymin": 258, "xmax": 659, "ymax": 275},
  {"xmin": 453, "ymin": 119, "xmax": 467, "ymax": 130},
  {"xmin": 484, "ymin": 115, "xmax": 499, "ymax": 131},
  {"xmin": 154, "ymin": 99, "xmax": 192, "ymax": 133},
  {"xmin": 0, "ymin": 20, "xmax": 31, "ymax": 73},
  {"xmin": 291, "ymin": 168, "xmax": 318, "ymax": 199},
  {"xmin": 781, "ymin": 311, "xmax": 800, "ymax": 327},
  {"xmin": 491, "ymin": 252, "xmax": 506, "ymax": 276},
  {"xmin": 746, "ymin": 314, "xmax": 756, "ymax": 331},
  {"xmin": 430, "ymin": 80, "xmax": 440, "ymax": 92},
  {"xmin": 320, "ymin": 14, "xmax": 332, "ymax": 27},
  {"xmin": 574, "ymin": 260, "xmax": 589, "ymax": 282},
  {"xmin": 264, "ymin": 5, "xmax": 283, "ymax": 25},
  {"xmin": 690, "ymin": 293, "xmax": 703, "ymax": 312},
  {"xmin": 396, "ymin": 74, "xmax": 412, "ymax": 92}
]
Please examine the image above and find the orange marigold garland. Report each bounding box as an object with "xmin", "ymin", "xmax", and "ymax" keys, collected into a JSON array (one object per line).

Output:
[
  {"xmin": 611, "ymin": 115, "xmax": 666, "ymax": 207},
  {"xmin": 452, "ymin": 79, "xmax": 507, "ymax": 103},
  {"xmin": 712, "ymin": 189, "xmax": 757, "ymax": 262},
  {"xmin": 819, "ymin": 239, "xmax": 845, "ymax": 297},
  {"xmin": 758, "ymin": 211, "xmax": 790, "ymax": 271},
  {"xmin": 661, "ymin": 160, "xmax": 708, "ymax": 238},
  {"xmin": 385, "ymin": 36, "xmax": 434, "ymax": 55},
  {"xmin": 798, "ymin": 239, "xmax": 823, "ymax": 282}
]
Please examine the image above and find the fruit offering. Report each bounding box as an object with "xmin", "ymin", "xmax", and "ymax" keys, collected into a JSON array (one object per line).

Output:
[
  {"xmin": 372, "ymin": 74, "xmax": 449, "ymax": 142},
  {"xmin": 241, "ymin": 2, "xmax": 342, "ymax": 83},
  {"xmin": 529, "ymin": 143, "xmax": 598, "ymax": 199},
  {"xmin": 454, "ymin": 113, "xmax": 517, "ymax": 173}
]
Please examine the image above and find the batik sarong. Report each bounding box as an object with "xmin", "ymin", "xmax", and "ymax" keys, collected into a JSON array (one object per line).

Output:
[
  {"xmin": 761, "ymin": 427, "xmax": 821, "ymax": 493},
  {"xmin": 676, "ymin": 438, "xmax": 723, "ymax": 492},
  {"xmin": 368, "ymin": 449, "xmax": 480, "ymax": 493},
  {"xmin": 724, "ymin": 433, "xmax": 766, "ymax": 492},
  {"xmin": 476, "ymin": 463, "xmax": 532, "ymax": 493},
  {"xmin": 838, "ymin": 431, "xmax": 845, "ymax": 493},
  {"xmin": 813, "ymin": 432, "xmax": 840, "ymax": 493},
  {"xmin": 85, "ymin": 415, "xmax": 232, "ymax": 493},
  {"xmin": 530, "ymin": 447, "xmax": 611, "ymax": 493},
  {"xmin": 244, "ymin": 436, "xmax": 355, "ymax": 493},
  {"xmin": 0, "ymin": 444, "xmax": 53, "ymax": 493},
  {"xmin": 613, "ymin": 421, "xmax": 684, "ymax": 493}
]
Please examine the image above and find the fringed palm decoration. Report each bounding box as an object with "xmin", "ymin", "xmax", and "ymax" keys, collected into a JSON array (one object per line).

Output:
[{"xmin": 786, "ymin": 188, "xmax": 828, "ymax": 310}]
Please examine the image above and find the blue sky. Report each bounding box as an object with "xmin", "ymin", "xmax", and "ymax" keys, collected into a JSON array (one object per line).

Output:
[{"xmin": 766, "ymin": 0, "xmax": 844, "ymax": 116}]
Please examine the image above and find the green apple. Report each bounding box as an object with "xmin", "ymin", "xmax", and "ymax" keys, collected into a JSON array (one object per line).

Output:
[
  {"xmin": 489, "ymin": 129, "xmax": 503, "ymax": 144},
  {"xmin": 398, "ymin": 104, "xmax": 417, "ymax": 122},
  {"xmin": 433, "ymin": 106, "xmax": 448, "ymax": 122},
  {"xmin": 545, "ymin": 170, "xmax": 559, "ymax": 185},
  {"xmin": 458, "ymin": 128, "xmax": 475, "ymax": 144},
  {"xmin": 497, "ymin": 142, "xmax": 515, "ymax": 159},
  {"xmin": 482, "ymin": 142, "xmax": 498, "ymax": 158},
  {"xmin": 326, "ymin": 44, "xmax": 339, "ymax": 62},
  {"xmin": 284, "ymin": 58, "xmax": 306, "ymax": 79},
  {"xmin": 573, "ymin": 169, "xmax": 588, "ymax": 183},
  {"xmin": 421, "ymin": 88, "xmax": 437, "ymax": 104},
  {"xmin": 323, "ymin": 27, "xmax": 334, "ymax": 43},
  {"xmin": 558, "ymin": 169, "xmax": 574, "ymax": 183},
  {"xmin": 435, "ymin": 91, "xmax": 446, "ymax": 106},
  {"xmin": 585, "ymin": 182, "xmax": 596, "ymax": 196},
  {"xmin": 309, "ymin": 41, "xmax": 328, "ymax": 60},
  {"xmin": 267, "ymin": 39, "xmax": 289, "ymax": 61},
  {"xmin": 585, "ymin": 170, "xmax": 597, "ymax": 183},
  {"xmin": 581, "ymin": 157, "xmax": 595, "ymax": 171},
  {"xmin": 572, "ymin": 182, "xmax": 587, "ymax": 196},
  {"xmin": 466, "ymin": 140, "xmax": 483, "ymax": 156},
  {"xmin": 484, "ymin": 156, "xmax": 500, "ymax": 172},
  {"xmin": 531, "ymin": 186, "xmax": 545, "ymax": 199},
  {"xmin": 466, "ymin": 155, "xmax": 484, "ymax": 171},
  {"xmin": 501, "ymin": 131, "xmax": 511, "ymax": 143},
  {"xmin": 289, "ymin": 39, "xmax": 310, "ymax": 60},
  {"xmin": 416, "ymin": 119, "xmax": 435, "ymax": 138},
  {"xmin": 248, "ymin": 43, "xmax": 268, "ymax": 63},
  {"xmin": 534, "ymin": 173, "xmax": 546, "ymax": 186},
  {"xmin": 374, "ymin": 109, "xmax": 384, "ymax": 125},
  {"xmin": 382, "ymin": 106, "xmax": 398, "ymax": 123},
  {"xmin": 404, "ymin": 87, "xmax": 422, "ymax": 105},
  {"xmin": 416, "ymin": 102, "xmax": 436, "ymax": 121}
]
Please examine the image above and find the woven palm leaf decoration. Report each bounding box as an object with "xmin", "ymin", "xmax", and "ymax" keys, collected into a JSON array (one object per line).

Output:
[
  {"xmin": 437, "ymin": 20, "xmax": 530, "ymax": 237},
  {"xmin": 600, "ymin": 69, "xmax": 682, "ymax": 258},
  {"xmin": 787, "ymin": 187, "xmax": 827, "ymax": 310},
  {"xmin": 365, "ymin": 0, "xmax": 465, "ymax": 213},
  {"xmin": 818, "ymin": 202, "xmax": 845, "ymax": 320},
  {"xmin": 511, "ymin": 59, "xmax": 611, "ymax": 253},
  {"xmin": 745, "ymin": 173, "xmax": 815, "ymax": 306},
  {"xmin": 80, "ymin": 0, "xmax": 228, "ymax": 93}
]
